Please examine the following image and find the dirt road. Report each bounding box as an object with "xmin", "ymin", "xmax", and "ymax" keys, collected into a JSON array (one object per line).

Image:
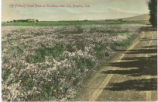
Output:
[{"xmin": 76, "ymin": 26, "xmax": 157, "ymax": 101}]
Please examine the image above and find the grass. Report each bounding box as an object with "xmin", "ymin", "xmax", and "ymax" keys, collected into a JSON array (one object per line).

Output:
[
  {"xmin": 12, "ymin": 29, "xmax": 26, "ymax": 33},
  {"xmin": 3, "ymin": 41, "xmax": 26, "ymax": 53},
  {"xmin": 89, "ymin": 28, "xmax": 97, "ymax": 33},
  {"xmin": 2, "ymin": 20, "xmax": 146, "ymax": 26},
  {"xmin": 67, "ymin": 68, "xmax": 80, "ymax": 86},
  {"xmin": 70, "ymin": 26, "xmax": 84, "ymax": 34},
  {"xmin": 7, "ymin": 46, "xmax": 23, "ymax": 54},
  {"xmin": 117, "ymin": 31, "xmax": 130, "ymax": 35},
  {"xmin": 26, "ymin": 43, "xmax": 63, "ymax": 63},
  {"xmin": 76, "ymin": 41, "xmax": 85, "ymax": 51},
  {"xmin": 74, "ymin": 58, "xmax": 94, "ymax": 72},
  {"xmin": 55, "ymin": 26, "xmax": 83, "ymax": 34},
  {"xmin": 64, "ymin": 26, "xmax": 83, "ymax": 34},
  {"xmin": 119, "ymin": 34, "xmax": 138, "ymax": 48},
  {"xmin": 94, "ymin": 42, "xmax": 108, "ymax": 59},
  {"xmin": 7, "ymin": 33, "xmax": 12, "ymax": 37},
  {"xmin": 7, "ymin": 76, "xmax": 19, "ymax": 86},
  {"xmin": 6, "ymin": 63, "xmax": 25, "ymax": 86},
  {"xmin": 40, "ymin": 74, "xmax": 67, "ymax": 99},
  {"xmin": 66, "ymin": 44, "xmax": 75, "ymax": 52},
  {"xmin": 106, "ymin": 30, "xmax": 130, "ymax": 35},
  {"xmin": 89, "ymin": 27, "xmax": 130, "ymax": 35},
  {"xmin": 2, "ymin": 38, "xmax": 18, "ymax": 46},
  {"xmin": 2, "ymin": 68, "xmax": 11, "ymax": 81},
  {"xmin": 110, "ymin": 34, "xmax": 138, "ymax": 50},
  {"xmin": 19, "ymin": 43, "xmax": 27, "ymax": 49},
  {"xmin": 20, "ymin": 76, "xmax": 34, "ymax": 92},
  {"xmin": 27, "ymin": 71, "xmax": 69, "ymax": 101},
  {"xmin": 58, "ymin": 67, "xmax": 80, "ymax": 86},
  {"xmin": 66, "ymin": 41, "xmax": 85, "ymax": 52},
  {"xmin": 2, "ymin": 41, "xmax": 9, "ymax": 46}
]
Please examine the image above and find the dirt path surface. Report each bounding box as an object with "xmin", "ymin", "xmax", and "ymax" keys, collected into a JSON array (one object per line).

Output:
[{"xmin": 76, "ymin": 26, "xmax": 157, "ymax": 101}]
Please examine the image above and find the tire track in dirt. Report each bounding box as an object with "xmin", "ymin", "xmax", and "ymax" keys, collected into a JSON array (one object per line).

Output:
[{"xmin": 145, "ymin": 31, "xmax": 154, "ymax": 101}]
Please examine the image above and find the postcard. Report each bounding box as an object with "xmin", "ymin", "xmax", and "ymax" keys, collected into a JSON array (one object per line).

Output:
[{"xmin": 2, "ymin": 0, "xmax": 157, "ymax": 101}]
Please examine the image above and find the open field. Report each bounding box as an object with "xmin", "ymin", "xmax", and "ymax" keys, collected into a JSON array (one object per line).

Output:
[
  {"xmin": 2, "ymin": 20, "xmax": 147, "ymax": 26},
  {"xmin": 2, "ymin": 20, "xmax": 147, "ymax": 101}
]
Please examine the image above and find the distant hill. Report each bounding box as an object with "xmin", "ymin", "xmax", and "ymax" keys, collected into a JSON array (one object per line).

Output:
[{"xmin": 122, "ymin": 14, "xmax": 150, "ymax": 21}]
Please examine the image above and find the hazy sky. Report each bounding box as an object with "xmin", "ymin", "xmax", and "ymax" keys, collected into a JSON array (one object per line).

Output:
[{"xmin": 2, "ymin": 0, "xmax": 149, "ymax": 21}]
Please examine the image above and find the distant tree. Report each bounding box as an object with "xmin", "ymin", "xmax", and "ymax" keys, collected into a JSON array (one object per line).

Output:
[{"xmin": 148, "ymin": 0, "xmax": 157, "ymax": 27}]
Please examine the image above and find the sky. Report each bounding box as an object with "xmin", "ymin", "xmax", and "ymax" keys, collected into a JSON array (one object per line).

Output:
[{"xmin": 2, "ymin": 0, "xmax": 149, "ymax": 21}]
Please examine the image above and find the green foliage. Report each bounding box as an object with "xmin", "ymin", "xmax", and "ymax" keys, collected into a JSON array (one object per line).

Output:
[
  {"xmin": 58, "ymin": 67, "xmax": 80, "ymax": 86},
  {"xmin": 75, "ymin": 26, "xmax": 83, "ymax": 34},
  {"xmin": 76, "ymin": 41, "xmax": 85, "ymax": 51},
  {"xmin": 26, "ymin": 43, "xmax": 63, "ymax": 63},
  {"xmin": 111, "ymin": 34, "xmax": 137, "ymax": 50},
  {"xmin": 12, "ymin": 29, "xmax": 26, "ymax": 33},
  {"xmin": 28, "ymin": 72, "xmax": 69, "ymax": 100},
  {"xmin": 107, "ymin": 30, "xmax": 130, "ymax": 35},
  {"xmin": 42, "ymin": 81, "xmax": 56, "ymax": 99},
  {"xmin": 75, "ymin": 58, "xmax": 94, "ymax": 72},
  {"xmin": 26, "ymin": 54, "xmax": 44, "ymax": 63},
  {"xmin": 148, "ymin": 0, "xmax": 157, "ymax": 27},
  {"xmin": 19, "ymin": 43, "xmax": 27, "ymax": 49},
  {"xmin": 116, "ymin": 31, "xmax": 130, "ymax": 35},
  {"xmin": 68, "ymin": 69, "xmax": 80, "ymax": 85},
  {"xmin": 7, "ymin": 76, "xmax": 19, "ymax": 86},
  {"xmin": 2, "ymin": 20, "xmax": 146, "ymax": 26},
  {"xmin": 40, "ymin": 73, "xmax": 69, "ymax": 99},
  {"xmin": 2, "ymin": 41, "xmax": 9, "ymax": 46},
  {"xmin": 7, "ymin": 33, "xmax": 12, "ymax": 37},
  {"xmin": 89, "ymin": 28, "xmax": 97, "ymax": 33},
  {"xmin": 89, "ymin": 27, "xmax": 129, "ymax": 35},
  {"xmin": 94, "ymin": 42, "xmax": 108, "ymax": 59},
  {"xmin": 2, "ymin": 68, "xmax": 11, "ymax": 81},
  {"xmin": 120, "ymin": 35, "xmax": 137, "ymax": 48},
  {"xmin": 2, "ymin": 38, "xmax": 18, "ymax": 47},
  {"xmin": 66, "ymin": 44, "xmax": 75, "ymax": 52},
  {"xmin": 57, "ymin": 26, "xmax": 83, "ymax": 34},
  {"xmin": 20, "ymin": 76, "xmax": 34, "ymax": 92},
  {"xmin": 7, "ymin": 46, "xmax": 23, "ymax": 54}
]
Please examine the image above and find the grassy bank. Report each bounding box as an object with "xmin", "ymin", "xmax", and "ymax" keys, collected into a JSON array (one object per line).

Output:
[{"xmin": 2, "ymin": 20, "xmax": 146, "ymax": 26}]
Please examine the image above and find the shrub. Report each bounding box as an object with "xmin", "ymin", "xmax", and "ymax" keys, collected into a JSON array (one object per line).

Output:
[
  {"xmin": 66, "ymin": 44, "xmax": 75, "ymax": 52},
  {"xmin": 20, "ymin": 73, "xmax": 34, "ymax": 92},
  {"xmin": 29, "ymin": 72, "xmax": 68, "ymax": 100},
  {"xmin": 76, "ymin": 41, "xmax": 85, "ymax": 51},
  {"xmin": 7, "ymin": 76, "xmax": 19, "ymax": 86},
  {"xmin": 7, "ymin": 46, "xmax": 23, "ymax": 54},
  {"xmin": 75, "ymin": 58, "xmax": 94, "ymax": 72},
  {"xmin": 94, "ymin": 42, "xmax": 107, "ymax": 59},
  {"xmin": 75, "ymin": 26, "xmax": 83, "ymax": 34},
  {"xmin": 2, "ymin": 68, "xmax": 11, "ymax": 81},
  {"xmin": 89, "ymin": 28, "xmax": 97, "ymax": 33},
  {"xmin": 26, "ymin": 43, "xmax": 63, "ymax": 63}
]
